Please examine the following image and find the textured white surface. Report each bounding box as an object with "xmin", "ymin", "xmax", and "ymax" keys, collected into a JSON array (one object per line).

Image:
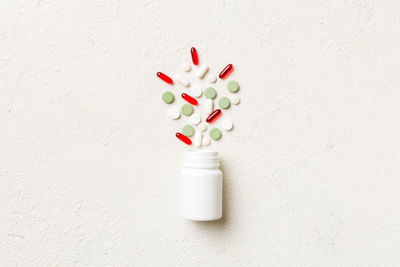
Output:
[{"xmin": 1, "ymin": 0, "xmax": 400, "ymax": 266}]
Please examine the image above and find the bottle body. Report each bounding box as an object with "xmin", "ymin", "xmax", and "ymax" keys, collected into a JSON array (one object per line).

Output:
[{"xmin": 181, "ymin": 151, "xmax": 223, "ymax": 221}]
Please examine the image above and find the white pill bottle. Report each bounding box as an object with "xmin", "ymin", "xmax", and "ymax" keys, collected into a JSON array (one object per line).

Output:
[{"xmin": 181, "ymin": 150, "xmax": 222, "ymax": 221}]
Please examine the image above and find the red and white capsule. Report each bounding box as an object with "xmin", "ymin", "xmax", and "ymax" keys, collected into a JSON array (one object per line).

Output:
[
  {"xmin": 156, "ymin": 72, "xmax": 173, "ymax": 84},
  {"xmin": 181, "ymin": 93, "xmax": 198, "ymax": 105},
  {"xmin": 219, "ymin": 64, "xmax": 233, "ymax": 79},
  {"xmin": 176, "ymin": 132, "xmax": 192, "ymax": 145}
]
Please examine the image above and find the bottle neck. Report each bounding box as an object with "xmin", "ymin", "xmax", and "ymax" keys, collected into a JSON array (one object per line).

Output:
[{"xmin": 183, "ymin": 150, "xmax": 220, "ymax": 169}]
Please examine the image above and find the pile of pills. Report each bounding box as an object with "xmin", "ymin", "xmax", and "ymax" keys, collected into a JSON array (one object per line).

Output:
[{"xmin": 158, "ymin": 47, "xmax": 240, "ymax": 147}]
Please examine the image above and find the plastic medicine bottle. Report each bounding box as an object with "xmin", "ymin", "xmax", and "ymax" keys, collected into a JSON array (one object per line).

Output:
[{"xmin": 181, "ymin": 150, "xmax": 222, "ymax": 221}]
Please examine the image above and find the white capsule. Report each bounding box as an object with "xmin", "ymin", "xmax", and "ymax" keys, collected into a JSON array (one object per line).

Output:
[
  {"xmin": 208, "ymin": 74, "xmax": 217, "ymax": 83},
  {"xmin": 196, "ymin": 64, "xmax": 209, "ymax": 79},
  {"xmin": 191, "ymin": 87, "xmax": 202, "ymax": 98},
  {"xmin": 193, "ymin": 132, "xmax": 203, "ymax": 148},
  {"xmin": 175, "ymin": 75, "xmax": 190, "ymax": 87},
  {"xmin": 206, "ymin": 99, "xmax": 213, "ymax": 114},
  {"xmin": 221, "ymin": 118, "xmax": 233, "ymax": 131},
  {"xmin": 189, "ymin": 113, "xmax": 201, "ymax": 126},
  {"xmin": 202, "ymin": 136, "xmax": 210, "ymax": 146},
  {"xmin": 182, "ymin": 63, "xmax": 191, "ymax": 72},
  {"xmin": 197, "ymin": 122, "xmax": 207, "ymax": 132},
  {"xmin": 168, "ymin": 107, "xmax": 180, "ymax": 120},
  {"xmin": 230, "ymin": 95, "xmax": 240, "ymax": 105}
]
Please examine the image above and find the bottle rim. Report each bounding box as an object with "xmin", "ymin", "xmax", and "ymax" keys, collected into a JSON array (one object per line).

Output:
[{"xmin": 184, "ymin": 150, "xmax": 219, "ymax": 169}]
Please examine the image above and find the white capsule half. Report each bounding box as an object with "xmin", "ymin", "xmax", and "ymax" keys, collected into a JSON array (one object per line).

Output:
[
  {"xmin": 206, "ymin": 99, "xmax": 213, "ymax": 114},
  {"xmin": 196, "ymin": 64, "xmax": 209, "ymax": 79},
  {"xmin": 175, "ymin": 75, "xmax": 190, "ymax": 87},
  {"xmin": 193, "ymin": 132, "xmax": 203, "ymax": 148}
]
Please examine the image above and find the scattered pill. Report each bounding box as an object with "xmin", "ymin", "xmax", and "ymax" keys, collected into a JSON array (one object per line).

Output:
[
  {"xmin": 182, "ymin": 125, "xmax": 195, "ymax": 137},
  {"xmin": 181, "ymin": 104, "xmax": 194, "ymax": 116},
  {"xmin": 221, "ymin": 119, "xmax": 233, "ymax": 131},
  {"xmin": 168, "ymin": 107, "xmax": 181, "ymax": 120},
  {"xmin": 191, "ymin": 47, "xmax": 199, "ymax": 65},
  {"xmin": 181, "ymin": 93, "xmax": 198, "ymax": 105},
  {"xmin": 204, "ymin": 87, "xmax": 217, "ymax": 99},
  {"xmin": 191, "ymin": 87, "xmax": 202, "ymax": 98},
  {"xmin": 219, "ymin": 64, "xmax": 233, "ymax": 79},
  {"xmin": 176, "ymin": 132, "xmax": 192, "ymax": 145},
  {"xmin": 218, "ymin": 97, "xmax": 231, "ymax": 109},
  {"xmin": 183, "ymin": 63, "xmax": 191, "ymax": 72},
  {"xmin": 208, "ymin": 74, "xmax": 217, "ymax": 83},
  {"xmin": 162, "ymin": 91, "xmax": 174, "ymax": 104},
  {"xmin": 196, "ymin": 64, "xmax": 209, "ymax": 79},
  {"xmin": 193, "ymin": 132, "xmax": 203, "ymax": 148},
  {"xmin": 202, "ymin": 136, "xmax": 210, "ymax": 146},
  {"xmin": 206, "ymin": 109, "xmax": 222, "ymax": 123},
  {"xmin": 175, "ymin": 75, "xmax": 190, "ymax": 87},
  {"xmin": 206, "ymin": 99, "xmax": 213, "ymax": 114},
  {"xmin": 209, "ymin": 128, "xmax": 222, "ymax": 140},
  {"xmin": 227, "ymin": 80, "xmax": 240, "ymax": 93},
  {"xmin": 189, "ymin": 113, "xmax": 201, "ymax": 126},
  {"xmin": 197, "ymin": 122, "xmax": 207, "ymax": 132},
  {"xmin": 230, "ymin": 95, "xmax": 240, "ymax": 105},
  {"xmin": 157, "ymin": 72, "xmax": 173, "ymax": 84}
]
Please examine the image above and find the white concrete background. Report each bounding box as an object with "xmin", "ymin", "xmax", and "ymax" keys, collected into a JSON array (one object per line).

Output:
[{"xmin": 1, "ymin": 0, "xmax": 400, "ymax": 266}]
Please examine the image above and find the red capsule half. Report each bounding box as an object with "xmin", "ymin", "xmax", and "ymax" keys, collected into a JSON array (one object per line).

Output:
[
  {"xmin": 176, "ymin": 133, "xmax": 192, "ymax": 145},
  {"xmin": 181, "ymin": 93, "xmax": 198, "ymax": 105},
  {"xmin": 219, "ymin": 64, "xmax": 233, "ymax": 79},
  {"xmin": 206, "ymin": 109, "xmax": 222, "ymax": 123},
  {"xmin": 191, "ymin": 47, "xmax": 199, "ymax": 65},
  {"xmin": 156, "ymin": 72, "xmax": 173, "ymax": 84}
]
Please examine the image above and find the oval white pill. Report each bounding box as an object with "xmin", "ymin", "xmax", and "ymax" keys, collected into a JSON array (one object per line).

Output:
[
  {"xmin": 175, "ymin": 75, "xmax": 190, "ymax": 87},
  {"xmin": 221, "ymin": 118, "xmax": 233, "ymax": 131},
  {"xmin": 230, "ymin": 95, "xmax": 240, "ymax": 105},
  {"xmin": 182, "ymin": 63, "xmax": 191, "ymax": 72},
  {"xmin": 197, "ymin": 122, "xmax": 207, "ymax": 132},
  {"xmin": 206, "ymin": 99, "xmax": 213, "ymax": 114},
  {"xmin": 208, "ymin": 74, "xmax": 217, "ymax": 83},
  {"xmin": 191, "ymin": 87, "xmax": 202, "ymax": 98},
  {"xmin": 196, "ymin": 64, "xmax": 209, "ymax": 79},
  {"xmin": 168, "ymin": 107, "xmax": 181, "ymax": 120},
  {"xmin": 202, "ymin": 136, "xmax": 210, "ymax": 146},
  {"xmin": 189, "ymin": 113, "xmax": 201, "ymax": 126}
]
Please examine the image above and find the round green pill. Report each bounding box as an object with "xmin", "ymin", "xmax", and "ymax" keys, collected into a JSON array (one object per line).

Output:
[
  {"xmin": 227, "ymin": 81, "xmax": 240, "ymax": 93},
  {"xmin": 204, "ymin": 87, "xmax": 217, "ymax": 99},
  {"xmin": 162, "ymin": 91, "xmax": 174, "ymax": 104},
  {"xmin": 181, "ymin": 104, "xmax": 194, "ymax": 116},
  {"xmin": 218, "ymin": 97, "xmax": 231, "ymax": 109},
  {"xmin": 182, "ymin": 125, "xmax": 194, "ymax": 137},
  {"xmin": 209, "ymin": 128, "xmax": 222, "ymax": 140}
]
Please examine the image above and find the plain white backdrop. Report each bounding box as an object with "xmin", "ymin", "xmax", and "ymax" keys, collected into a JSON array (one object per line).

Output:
[{"xmin": 1, "ymin": 0, "xmax": 400, "ymax": 266}]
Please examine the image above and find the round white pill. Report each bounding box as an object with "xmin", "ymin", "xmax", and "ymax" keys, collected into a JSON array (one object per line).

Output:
[
  {"xmin": 197, "ymin": 122, "xmax": 207, "ymax": 132},
  {"xmin": 182, "ymin": 63, "xmax": 191, "ymax": 72},
  {"xmin": 191, "ymin": 87, "xmax": 202, "ymax": 98},
  {"xmin": 221, "ymin": 118, "xmax": 233, "ymax": 131},
  {"xmin": 208, "ymin": 74, "xmax": 217, "ymax": 83},
  {"xmin": 230, "ymin": 95, "xmax": 240, "ymax": 105},
  {"xmin": 168, "ymin": 107, "xmax": 180, "ymax": 120},
  {"xmin": 189, "ymin": 113, "xmax": 201, "ymax": 126},
  {"xmin": 202, "ymin": 136, "xmax": 211, "ymax": 146}
]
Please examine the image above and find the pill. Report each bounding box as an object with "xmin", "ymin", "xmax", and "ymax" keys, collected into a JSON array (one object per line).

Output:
[
  {"xmin": 219, "ymin": 64, "xmax": 233, "ymax": 79},
  {"xmin": 157, "ymin": 72, "xmax": 173, "ymax": 84},
  {"xmin": 189, "ymin": 113, "xmax": 201, "ymax": 126},
  {"xmin": 175, "ymin": 75, "xmax": 190, "ymax": 87},
  {"xmin": 221, "ymin": 119, "xmax": 233, "ymax": 131},
  {"xmin": 204, "ymin": 87, "xmax": 217, "ymax": 99},
  {"xmin": 218, "ymin": 97, "xmax": 231, "ymax": 109},
  {"xmin": 176, "ymin": 132, "xmax": 192, "ymax": 145},
  {"xmin": 162, "ymin": 91, "xmax": 174, "ymax": 104},
  {"xmin": 206, "ymin": 99, "xmax": 213, "ymax": 114},
  {"xmin": 202, "ymin": 136, "xmax": 210, "ymax": 146},
  {"xmin": 208, "ymin": 74, "xmax": 217, "ymax": 83},
  {"xmin": 193, "ymin": 132, "xmax": 203, "ymax": 148},
  {"xmin": 206, "ymin": 109, "xmax": 222, "ymax": 123},
  {"xmin": 191, "ymin": 87, "xmax": 202, "ymax": 98},
  {"xmin": 209, "ymin": 128, "xmax": 222, "ymax": 140},
  {"xmin": 191, "ymin": 47, "xmax": 199, "ymax": 65},
  {"xmin": 168, "ymin": 107, "xmax": 181, "ymax": 120},
  {"xmin": 183, "ymin": 63, "xmax": 191, "ymax": 72},
  {"xmin": 230, "ymin": 95, "xmax": 240, "ymax": 105},
  {"xmin": 181, "ymin": 104, "xmax": 194, "ymax": 116},
  {"xmin": 181, "ymin": 93, "xmax": 198, "ymax": 105},
  {"xmin": 182, "ymin": 125, "xmax": 195, "ymax": 137},
  {"xmin": 196, "ymin": 64, "xmax": 209, "ymax": 79},
  {"xmin": 227, "ymin": 80, "xmax": 240, "ymax": 93},
  {"xmin": 197, "ymin": 122, "xmax": 207, "ymax": 132}
]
